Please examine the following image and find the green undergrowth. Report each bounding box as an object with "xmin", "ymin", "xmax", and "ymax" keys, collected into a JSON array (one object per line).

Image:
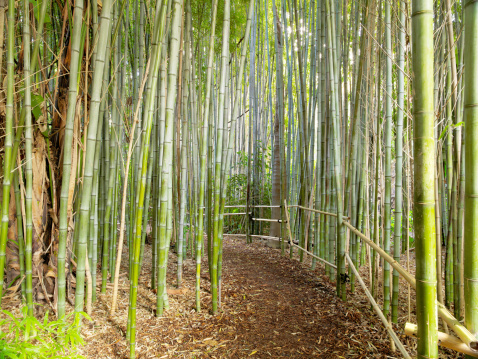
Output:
[{"xmin": 0, "ymin": 306, "xmax": 90, "ymax": 359}]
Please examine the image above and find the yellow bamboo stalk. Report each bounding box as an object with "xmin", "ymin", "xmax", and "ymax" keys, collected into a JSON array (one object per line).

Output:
[{"xmin": 405, "ymin": 323, "xmax": 478, "ymax": 357}]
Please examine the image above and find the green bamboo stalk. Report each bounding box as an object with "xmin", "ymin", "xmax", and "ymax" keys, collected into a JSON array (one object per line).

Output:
[
  {"xmin": 216, "ymin": 0, "xmax": 254, "ymax": 297},
  {"xmin": 127, "ymin": 2, "xmax": 168, "ymax": 355},
  {"xmin": 195, "ymin": 0, "xmax": 218, "ymax": 311},
  {"xmin": 57, "ymin": 0, "xmax": 84, "ymax": 319},
  {"xmin": 101, "ymin": 5, "xmax": 121, "ymax": 291},
  {"xmin": 8, "ymin": 0, "xmax": 49, "ymax": 174},
  {"xmin": 392, "ymin": 0, "xmax": 406, "ymax": 324},
  {"xmin": 411, "ymin": 0, "xmax": 438, "ymax": 356},
  {"xmin": 325, "ymin": 0, "xmax": 346, "ymax": 299},
  {"xmin": 177, "ymin": 7, "xmax": 191, "ymax": 286},
  {"xmin": 22, "ymin": 0, "xmax": 34, "ymax": 317},
  {"xmin": 13, "ymin": 171, "xmax": 25, "ymax": 300},
  {"xmin": 0, "ymin": 0, "xmax": 15, "ymax": 305},
  {"xmin": 74, "ymin": 0, "xmax": 113, "ymax": 318},
  {"xmin": 463, "ymin": 0, "xmax": 478, "ymax": 352},
  {"xmin": 211, "ymin": 0, "xmax": 230, "ymax": 315},
  {"xmin": 383, "ymin": 0, "xmax": 392, "ymax": 319},
  {"xmin": 156, "ymin": 0, "xmax": 183, "ymax": 317}
]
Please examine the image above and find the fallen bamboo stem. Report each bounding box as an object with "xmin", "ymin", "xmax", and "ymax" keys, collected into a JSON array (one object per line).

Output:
[
  {"xmin": 343, "ymin": 220, "xmax": 478, "ymax": 349},
  {"xmin": 345, "ymin": 253, "xmax": 411, "ymax": 359},
  {"xmin": 291, "ymin": 242, "xmax": 337, "ymax": 268},
  {"xmin": 405, "ymin": 323, "xmax": 478, "ymax": 357}
]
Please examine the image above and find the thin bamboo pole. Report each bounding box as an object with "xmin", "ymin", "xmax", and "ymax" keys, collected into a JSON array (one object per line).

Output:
[{"xmin": 346, "ymin": 254, "xmax": 412, "ymax": 359}]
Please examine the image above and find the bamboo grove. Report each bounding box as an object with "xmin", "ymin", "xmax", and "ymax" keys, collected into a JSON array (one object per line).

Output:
[{"xmin": 0, "ymin": 0, "xmax": 477, "ymax": 358}]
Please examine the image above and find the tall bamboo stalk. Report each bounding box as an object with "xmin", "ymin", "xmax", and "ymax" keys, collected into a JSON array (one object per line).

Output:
[
  {"xmin": 463, "ymin": 0, "xmax": 478, "ymax": 352},
  {"xmin": 0, "ymin": 0, "xmax": 15, "ymax": 305},
  {"xmin": 127, "ymin": 2, "xmax": 168, "ymax": 355},
  {"xmin": 23, "ymin": 0, "xmax": 33, "ymax": 317},
  {"xmin": 195, "ymin": 0, "xmax": 218, "ymax": 311},
  {"xmin": 157, "ymin": 0, "xmax": 184, "ymax": 317},
  {"xmin": 74, "ymin": 0, "xmax": 113, "ymax": 318},
  {"xmin": 411, "ymin": 0, "xmax": 438, "ymax": 356},
  {"xmin": 57, "ymin": 0, "xmax": 84, "ymax": 319},
  {"xmin": 211, "ymin": 0, "xmax": 230, "ymax": 315},
  {"xmin": 392, "ymin": 0, "xmax": 405, "ymax": 324},
  {"xmin": 383, "ymin": 0, "xmax": 392, "ymax": 319}
]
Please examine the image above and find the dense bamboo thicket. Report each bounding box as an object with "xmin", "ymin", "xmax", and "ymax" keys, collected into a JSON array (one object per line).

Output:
[{"xmin": 0, "ymin": 0, "xmax": 477, "ymax": 358}]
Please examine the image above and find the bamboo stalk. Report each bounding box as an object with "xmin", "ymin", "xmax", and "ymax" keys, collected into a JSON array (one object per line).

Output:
[
  {"xmin": 0, "ymin": 0, "xmax": 16, "ymax": 305},
  {"xmin": 57, "ymin": 0, "xmax": 84, "ymax": 319},
  {"xmin": 463, "ymin": 0, "xmax": 478, "ymax": 352}
]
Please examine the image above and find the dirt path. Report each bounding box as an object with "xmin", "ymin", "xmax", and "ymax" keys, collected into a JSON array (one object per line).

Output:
[{"xmin": 80, "ymin": 236, "xmax": 402, "ymax": 358}]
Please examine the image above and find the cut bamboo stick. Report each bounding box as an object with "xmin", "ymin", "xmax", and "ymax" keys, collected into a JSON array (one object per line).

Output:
[{"xmin": 405, "ymin": 323, "xmax": 478, "ymax": 357}]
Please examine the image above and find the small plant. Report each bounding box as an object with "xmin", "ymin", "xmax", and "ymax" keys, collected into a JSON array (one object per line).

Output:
[{"xmin": 0, "ymin": 306, "xmax": 90, "ymax": 359}]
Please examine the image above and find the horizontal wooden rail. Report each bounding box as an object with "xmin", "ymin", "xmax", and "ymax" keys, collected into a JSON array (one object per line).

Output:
[
  {"xmin": 223, "ymin": 212, "xmax": 249, "ymax": 216},
  {"xmin": 346, "ymin": 253, "xmax": 411, "ymax": 359},
  {"xmin": 252, "ymin": 205, "xmax": 281, "ymax": 208},
  {"xmin": 249, "ymin": 235, "xmax": 281, "ymax": 241},
  {"xmin": 251, "ymin": 218, "xmax": 284, "ymax": 223},
  {"xmin": 224, "ymin": 205, "xmax": 280, "ymax": 208}
]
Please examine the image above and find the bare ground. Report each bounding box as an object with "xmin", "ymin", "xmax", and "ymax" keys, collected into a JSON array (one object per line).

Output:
[{"xmin": 75, "ymin": 235, "xmax": 462, "ymax": 358}]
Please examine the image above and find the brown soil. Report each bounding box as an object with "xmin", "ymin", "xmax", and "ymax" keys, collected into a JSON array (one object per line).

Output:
[{"xmin": 78, "ymin": 236, "xmax": 435, "ymax": 358}]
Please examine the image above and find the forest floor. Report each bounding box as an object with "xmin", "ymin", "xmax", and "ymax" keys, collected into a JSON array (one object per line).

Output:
[{"xmin": 72, "ymin": 234, "xmax": 462, "ymax": 359}]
